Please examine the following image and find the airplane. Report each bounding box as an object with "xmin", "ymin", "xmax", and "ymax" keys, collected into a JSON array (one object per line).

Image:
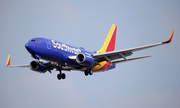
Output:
[{"xmin": 6, "ymin": 24, "xmax": 174, "ymax": 80}]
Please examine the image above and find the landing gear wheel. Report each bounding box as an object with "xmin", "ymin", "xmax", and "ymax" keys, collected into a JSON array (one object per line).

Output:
[
  {"xmin": 84, "ymin": 70, "xmax": 89, "ymax": 76},
  {"xmin": 57, "ymin": 74, "xmax": 62, "ymax": 80},
  {"xmin": 84, "ymin": 69, "xmax": 93, "ymax": 76},
  {"xmin": 61, "ymin": 73, "xmax": 66, "ymax": 79},
  {"xmin": 57, "ymin": 73, "xmax": 66, "ymax": 80},
  {"xmin": 89, "ymin": 70, "xmax": 93, "ymax": 75}
]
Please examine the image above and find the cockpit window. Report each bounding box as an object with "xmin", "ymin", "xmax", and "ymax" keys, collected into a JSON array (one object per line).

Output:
[{"xmin": 28, "ymin": 40, "xmax": 41, "ymax": 43}]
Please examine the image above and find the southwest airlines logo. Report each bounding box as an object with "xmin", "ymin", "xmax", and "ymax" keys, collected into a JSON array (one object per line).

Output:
[{"xmin": 51, "ymin": 40, "xmax": 81, "ymax": 54}]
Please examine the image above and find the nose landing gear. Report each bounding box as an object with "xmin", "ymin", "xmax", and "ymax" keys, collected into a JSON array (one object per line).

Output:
[
  {"xmin": 56, "ymin": 66, "xmax": 66, "ymax": 80},
  {"xmin": 57, "ymin": 73, "xmax": 66, "ymax": 80}
]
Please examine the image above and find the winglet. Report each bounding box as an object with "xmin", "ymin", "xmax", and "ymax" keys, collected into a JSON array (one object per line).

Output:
[
  {"xmin": 6, "ymin": 55, "xmax": 11, "ymax": 67},
  {"xmin": 162, "ymin": 29, "xmax": 174, "ymax": 44}
]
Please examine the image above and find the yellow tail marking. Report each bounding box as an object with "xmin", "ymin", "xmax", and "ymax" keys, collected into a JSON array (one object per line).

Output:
[{"xmin": 97, "ymin": 24, "xmax": 116, "ymax": 53}]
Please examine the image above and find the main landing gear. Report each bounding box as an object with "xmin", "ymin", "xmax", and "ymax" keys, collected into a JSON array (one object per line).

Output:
[{"xmin": 84, "ymin": 69, "xmax": 93, "ymax": 76}]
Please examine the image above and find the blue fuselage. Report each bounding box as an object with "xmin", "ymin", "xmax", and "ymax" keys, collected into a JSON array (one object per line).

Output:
[{"xmin": 25, "ymin": 38, "xmax": 96, "ymax": 68}]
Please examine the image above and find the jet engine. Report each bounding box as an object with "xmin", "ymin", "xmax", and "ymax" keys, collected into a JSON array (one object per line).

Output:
[
  {"xmin": 30, "ymin": 61, "xmax": 48, "ymax": 73},
  {"xmin": 76, "ymin": 53, "xmax": 95, "ymax": 66}
]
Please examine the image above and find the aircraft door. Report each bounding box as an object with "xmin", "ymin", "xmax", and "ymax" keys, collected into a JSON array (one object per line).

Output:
[{"xmin": 45, "ymin": 39, "xmax": 51, "ymax": 49}]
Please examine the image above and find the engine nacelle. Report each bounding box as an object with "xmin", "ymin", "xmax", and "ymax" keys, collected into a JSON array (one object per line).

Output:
[
  {"xmin": 30, "ymin": 61, "xmax": 48, "ymax": 73},
  {"xmin": 76, "ymin": 53, "xmax": 95, "ymax": 66}
]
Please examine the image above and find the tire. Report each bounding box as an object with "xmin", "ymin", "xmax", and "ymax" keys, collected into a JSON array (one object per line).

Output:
[
  {"xmin": 89, "ymin": 70, "xmax": 93, "ymax": 75},
  {"xmin": 61, "ymin": 73, "xmax": 66, "ymax": 79},
  {"xmin": 84, "ymin": 70, "xmax": 88, "ymax": 76},
  {"xmin": 57, "ymin": 74, "xmax": 61, "ymax": 80}
]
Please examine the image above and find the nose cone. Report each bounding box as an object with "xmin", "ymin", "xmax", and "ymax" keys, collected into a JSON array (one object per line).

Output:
[
  {"xmin": 25, "ymin": 43, "xmax": 30, "ymax": 50},
  {"xmin": 25, "ymin": 43, "xmax": 33, "ymax": 53}
]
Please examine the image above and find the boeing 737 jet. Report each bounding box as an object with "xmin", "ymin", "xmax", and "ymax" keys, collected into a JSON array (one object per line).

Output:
[{"xmin": 6, "ymin": 24, "xmax": 174, "ymax": 80}]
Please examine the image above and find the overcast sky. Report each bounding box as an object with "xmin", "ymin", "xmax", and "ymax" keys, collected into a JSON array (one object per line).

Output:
[{"xmin": 0, "ymin": 0, "xmax": 180, "ymax": 108}]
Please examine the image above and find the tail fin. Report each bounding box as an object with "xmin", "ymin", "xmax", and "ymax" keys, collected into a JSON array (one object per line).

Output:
[{"xmin": 97, "ymin": 24, "xmax": 117, "ymax": 53}]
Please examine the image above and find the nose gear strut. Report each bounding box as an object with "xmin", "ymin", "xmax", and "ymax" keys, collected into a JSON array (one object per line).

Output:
[{"xmin": 56, "ymin": 65, "xmax": 66, "ymax": 80}]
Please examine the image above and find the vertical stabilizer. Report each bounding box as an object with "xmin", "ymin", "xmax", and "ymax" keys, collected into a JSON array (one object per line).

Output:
[{"xmin": 97, "ymin": 24, "xmax": 117, "ymax": 53}]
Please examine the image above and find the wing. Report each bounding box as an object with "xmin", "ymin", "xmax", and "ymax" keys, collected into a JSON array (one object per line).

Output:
[
  {"xmin": 6, "ymin": 55, "xmax": 76, "ymax": 72},
  {"xmin": 92, "ymin": 29, "xmax": 174, "ymax": 63},
  {"xmin": 112, "ymin": 56, "xmax": 151, "ymax": 64},
  {"xmin": 6, "ymin": 55, "xmax": 29, "ymax": 68}
]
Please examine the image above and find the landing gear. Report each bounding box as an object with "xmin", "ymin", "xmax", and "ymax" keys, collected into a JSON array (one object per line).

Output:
[
  {"xmin": 89, "ymin": 70, "xmax": 93, "ymax": 75},
  {"xmin": 57, "ymin": 73, "xmax": 66, "ymax": 80},
  {"xmin": 84, "ymin": 69, "xmax": 93, "ymax": 76},
  {"xmin": 84, "ymin": 70, "xmax": 88, "ymax": 76},
  {"xmin": 57, "ymin": 74, "xmax": 61, "ymax": 80},
  {"xmin": 57, "ymin": 66, "xmax": 66, "ymax": 80}
]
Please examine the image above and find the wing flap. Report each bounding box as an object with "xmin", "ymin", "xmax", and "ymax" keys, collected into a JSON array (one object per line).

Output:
[{"xmin": 112, "ymin": 56, "xmax": 151, "ymax": 64}]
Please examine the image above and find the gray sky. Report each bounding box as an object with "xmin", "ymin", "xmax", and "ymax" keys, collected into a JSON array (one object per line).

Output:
[{"xmin": 0, "ymin": 0, "xmax": 180, "ymax": 108}]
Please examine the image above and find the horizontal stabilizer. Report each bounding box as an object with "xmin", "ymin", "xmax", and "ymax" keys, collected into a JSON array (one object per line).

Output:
[{"xmin": 112, "ymin": 56, "xmax": 151, "ymax": 64}]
